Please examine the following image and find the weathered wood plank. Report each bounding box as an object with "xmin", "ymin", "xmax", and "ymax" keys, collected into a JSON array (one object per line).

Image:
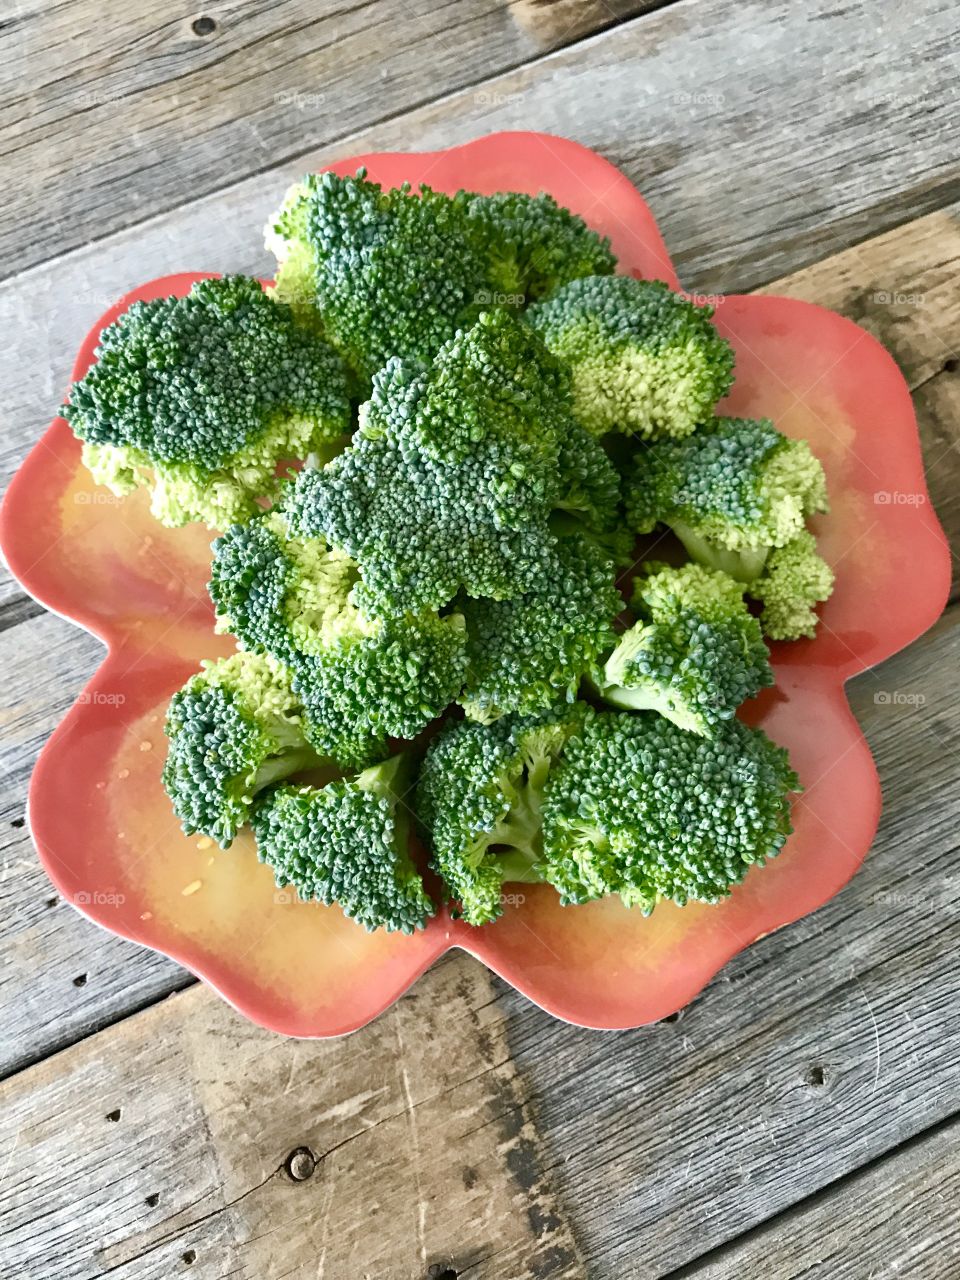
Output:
[
  {"xmin": 1, "ymin": 599, "xmax": 958, "ymax": 1277},
  {"xmin": 0, "ymin": 0, "xmax": 664, "ymax": 280},
  {"xmin": 678, "ymin": 1116, "xmax": 960, "ymax": 1279},
  {"xmin": 0, "ymin": 953, "xmax": 583, "ymax": 1280}
]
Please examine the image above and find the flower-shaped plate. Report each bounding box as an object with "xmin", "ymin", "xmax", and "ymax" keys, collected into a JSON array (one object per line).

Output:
[{"xmin": 1, "ymin": 132, "xmax": 949, "ymax": 1034}]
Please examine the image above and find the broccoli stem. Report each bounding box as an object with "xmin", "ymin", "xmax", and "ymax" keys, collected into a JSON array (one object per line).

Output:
[
  {"xmin": 252, "ymin": 747, "xmax": 332, "ymax": 793},
  {"xmin": 672, "ymin": 521, "xmax": 769, "ymax": 583}
]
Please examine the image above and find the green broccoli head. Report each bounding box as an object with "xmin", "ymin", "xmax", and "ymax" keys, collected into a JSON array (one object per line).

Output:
[
  {"xmin": 464, "ymin": 190, "xmax": 615, "ymax": 305},
  {"xmin": 554, "ymin": 422, "xmax": 623, "ymax": 532},
  {"xmin": 527, "ymin": 275, "xmax": 735, "ymax": 439},
  {"xmin": 162, "ymin": 651, "xmax": 335, "ymax": 847},
  {"xmin": 459, "ymin": 535, "xmax": 622, "ymax": 723},
  {"xmin": 748, "ymin": 530, "xmax": 835, "ymax": 640},
  {"xmin": 282, "ymin": 314, "xmax": 590, "ymax": 614},
  {"xmin": 264, "ymin": 170, "xmax": 488, "ymax": 379},
  {"xmin": 593, "ymin": 562, "xmax": 773, "ymax": 735},
  {"xmin": 540, "ymin": 709, "xmax": 799, "ymax": 912},
  {"xmin": 209, "ymin": 510, "xmax": 467, "ymax": 758},
  {"xmin": 251, "ymin": 754, "xmax": 434, "ymax": 934},
  {"xmin": 63, "ymin": 275, "xmax": 352, "ymax": 529},
  {"xmin": 624, "ymin": 416, "xmax": 829, "ymax": 580},
  {"xmin": 417, "ymin": 706, "xmax": 586, "ymax": 926}
]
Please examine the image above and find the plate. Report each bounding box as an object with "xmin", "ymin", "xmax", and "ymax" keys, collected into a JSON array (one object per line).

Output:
[{"xmin": 1, "ymin": 132, "xmax": 949, "ymax": 1034}]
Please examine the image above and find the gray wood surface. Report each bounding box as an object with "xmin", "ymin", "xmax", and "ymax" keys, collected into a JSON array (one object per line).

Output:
[
  {"xmin": 0, "ymin": 0, "xmax": 664, "ymax": 280},
  {"xmin": 678, "ymin": 1116, "xmax": 960, "ymax": 1279},
  {"xmin": 2, "ymin": 0, "xmax": 958, "ymax": 1275}
]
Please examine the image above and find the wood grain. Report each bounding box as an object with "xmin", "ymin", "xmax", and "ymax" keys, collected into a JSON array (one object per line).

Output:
[
  {"xmin": 1, "ymin": 599, "xmax": 958, "ymax": 1277},
  {"xmin": 0, "ymin": 953, "xmax": 583, "ymax": 1280},
  {"xmin": 678, "ymin": 1116, "xmax": 960, "ymax": 1279},
  {"xmin": 0, "ymin": 0, "xmax": 664, "ymax": 280}
]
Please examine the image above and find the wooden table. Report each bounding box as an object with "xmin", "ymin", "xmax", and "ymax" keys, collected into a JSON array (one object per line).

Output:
[{"xmin": 2, "ymin": 2, "xmax": 958, "ymax": 1276}]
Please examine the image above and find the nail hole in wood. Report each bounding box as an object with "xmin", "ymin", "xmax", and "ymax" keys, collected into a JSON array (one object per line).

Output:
[
  {"xmin": 10, "ymin": 817, "xmax": 24, "ymax": 829},
  {"xmin": 660, "ymin": 1009, "xmax": 683, "ymax": 1024},
  {"xmin": 427, "ymin": 1269, "xmax": 458, "ymax": 1280},
  {"xmin": 182, "ymin": 1249, "xmax": 197, "ymax": 1265},
  {"xmin": 805, "ymin": 1065, "xmax": 825, "ymax": 1087},
  {"xmin": 191, "ymin": 15, "xmax": 216, "ymax": 36},
  {"xmin": 145, "ymin": 1192, "xmax": 160, "ymax": 1207},
  {"xmin": 943, "ymin": 357, "xmax": 957, "ymax": 374},
  {"xmin": 284, "ymin": 1147, "xmax": 316, "ymax": 1181},
  {"xmin": 73, "ymin": 973, "xmax": 87, "ymax": 987},
  {"xmin": 46, "ymin": 897, "xmax": 58, "ymax": 909},
  {"xmin": 106, "ymin": 1108, "xmax": 122, "ymax": 1122}
]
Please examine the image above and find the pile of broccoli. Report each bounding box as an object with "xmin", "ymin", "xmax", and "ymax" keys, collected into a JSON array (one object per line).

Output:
[{"xmin": 61, "ymin": 168, "xmax": 833, "ymax": 935}]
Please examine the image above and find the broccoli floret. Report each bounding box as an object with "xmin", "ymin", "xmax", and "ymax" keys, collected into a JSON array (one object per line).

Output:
[
  {"xmin": 554, "ymin": 422, "xmax": 622, "ymax": 532},
  {"xmin": 464, "ymin": 190, "xmax": 615, "ymax": 305},
  {"xmin": 162, "ymin": 651, "xmax": 336, "ymax": 847},
  {"xmin": 265, "ymin": 170, "xmax": 488, "ymax": 379},
  {"xmin": 417, "ymin": 707, "xmax": 585, "ymax": 925},
  {"xmin": 624, "ymin": 417, "xmax": 829, "ymax": 581},
  {"xmin": 251, "ymin": 754, "xmax": 434, "ymax": 934},
  {"xmin": 210, "ymin": 511, "xmax": 467, "ymax": 758},
  {"xmin": 63, "ymin": 275, "xmax": 352, "ymax": 530},
  {"xmin": 540, "ymin": 710, "xmax": 799, "ymax": 912},
  {"xmin": 748, "ymin": 531, "xmax": 835, "ymax": 640},
  {"xmin": 283, "ymin": 313, "xmax": 590, "ymax": 613},
  {"xmin": 459, "ymin": 535, "xmax": 622, "ymax": 723},
  {"xmin": 527, "ymin": 276, "xmax": 734, "ymax": 438},
  {"xmin": 592, "ymin": 562, "xmax": 772, "ymax": 735}
]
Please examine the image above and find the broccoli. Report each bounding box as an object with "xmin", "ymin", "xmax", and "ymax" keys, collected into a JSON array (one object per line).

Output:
[
  {"xmin": 748, "ymin": 531, "xmax": 835, "ymax": 640},
  {"xmin": 162, "ymin": 650, "xmax": 337, "ymax": 847},
  {"xmin": 265, "ymin": 170, "xmax": 488, "ymax": 379},
  {"xmin": 459, "ymin": 535, "xmax": 622, "ymax": 723},
  {"xmin": 540, "ymin": 710, "xmax": 799, "ymax": 912},
  {"xmin": 592, "ymin": 562, "xmax": 773, "ymax": 735},
  {"xmin": 251, "ymin": 754, "xmax": 434, "ymax": 934},
  {"xmin": 283, "ymin": 312, "xmax": 589, "ymax": 614},
  {"xmin": 527, "ymin": 275, "xmax": 735, "ymax": 439},
  {"xmin": 417, "ymin": 707, "xmax": 585, "ymax": 926},
  {"xmin": 464, "ymin": 190, "xmax": 615, "ymax": 305},
  {"xmin": 209, "ymin": 511, "xmax": 467, "ymax": 760},
  {"xmin": 554, "ymin": 422, "xmax": 623, "ymax": 533},
  {"xmin": 63, "ymin": 275, "xmax": 352, "ymax": 530},
  {"xmin": 624, "ymin": 416, "xmax": 829, "ymax": 581}
]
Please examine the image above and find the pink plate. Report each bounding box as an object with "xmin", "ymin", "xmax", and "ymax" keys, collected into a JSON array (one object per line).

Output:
[{"xmin": 1, "ymin": 132, "xmax": 949, "ymax": 1034}]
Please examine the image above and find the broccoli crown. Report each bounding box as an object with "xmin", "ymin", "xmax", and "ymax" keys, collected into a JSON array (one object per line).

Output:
[
  {"xmin": 162, "ymin": 651, "xmax": 330, "ymax": 847},
  {"xmin": 554, "ymin": 422, "xmax": 623, "ymax": 532},
  {"xmin": 459, "ymin": 535, "xmax": 622, "ymax": 723},
  {"xmin": 540, "ymin": 709, "xmax": 799, "ymax": 911},
  {"xmin": 266, "ymin": 170, "xmax": 488, "ymax": 379},
  {"xmin": 417, "ymin": 706, "xmax": 585, "ymax": 925},
  {"xmin": 64, "ymin": 275, "xmax": 352, "ymax": 528},
  {"xmin": 251, "ymin": 754, "xmax": 435, "ymax": 934},
  {"xmin": 283, "ymin": 315, "xmax": 589, "ymax": 613},
  {"xmin": 624, "ymin": 417, "xmax": 829, "ymax": 566},
  {"xmin": 527, "ymin": 275, "xmax": 735, "ymax": 438},
  {"xmin": 210, "ymin": 510, "xmax": 467, "ymax": 759},
  {"xmin": 464, "ymin": 190, "xmax": 615, "ymax": 304},
  {"xmin": 748, "ymin": 530, "xmax": 835, "ymax": 640},
  {"xmin": 595, "ymin": 562, "xmax": 773, "ymax": 735}
]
